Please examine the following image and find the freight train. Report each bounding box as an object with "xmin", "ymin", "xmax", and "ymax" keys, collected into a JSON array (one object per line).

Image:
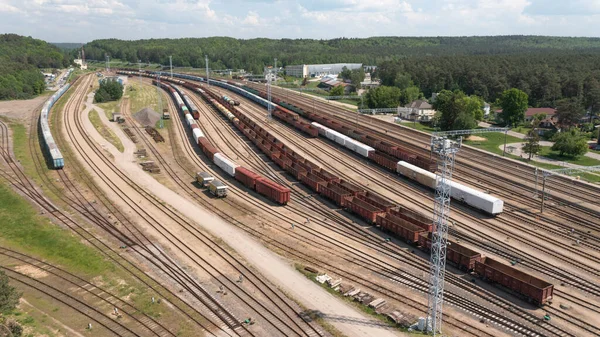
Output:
[
  {"xmin": 149, "ymin": 77, "xmax": 290, "ymax": 205},
  {"xmin": 121, "ymin": 70, "xmax": 503, "ymax": 215},
  {"xmin": 122, "ymin": 70, "xmax": 551, "ymax": 306},
  {"xmin": 40, "ymin": 68, "xmax": 73, "ymax": 169}
]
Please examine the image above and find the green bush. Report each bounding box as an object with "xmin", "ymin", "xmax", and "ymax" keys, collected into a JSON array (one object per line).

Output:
[{"xmin": 94, "ymin": 79, "xmax": 123, "ymax": 103}]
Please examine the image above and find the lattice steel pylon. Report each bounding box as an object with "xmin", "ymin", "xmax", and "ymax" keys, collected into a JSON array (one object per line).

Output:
[{"xmin": 427, "ymin": 136, "xmax": 460, "ymax": 336}]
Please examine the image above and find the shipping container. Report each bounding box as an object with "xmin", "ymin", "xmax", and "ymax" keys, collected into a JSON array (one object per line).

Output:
[
  {"xmin": 214, "ymin": 153, "xmax": 239, "ymax": 177},
  {"xmin": 474, "ymin": 257, "xmax": 554, "ymax": 305},
  {"xmin": 196, "ymin": 172, "xmax": 214, "ymax": 187},
  {"xmin": 343, "ymin": 196, "xmax": 386, "ymax": 224},
  {"xmin": 208, "ymin": 180, "xmax": 228, "ymax": 197},
  {"xmin": 234, "ymin": 166, "xmax": 262, "ymax": 190},
  {"xmin": 376, "ymin": 213, "xmax": 425, "ymax": 244},
  {"xmin": 256, "ymin": 178, "xmax": 290, "ymax": 205}
]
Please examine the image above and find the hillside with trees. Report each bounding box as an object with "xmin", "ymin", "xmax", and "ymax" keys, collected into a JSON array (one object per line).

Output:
[
  {"xmin": 0, "ymin": 34, "xmax": 73, "ymax": 100},
  {"xmin": 82, "ymin": 36, "xmax": 600, "ymax": 111}
]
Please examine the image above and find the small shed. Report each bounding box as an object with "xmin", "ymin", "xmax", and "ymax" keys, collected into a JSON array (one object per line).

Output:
[{"xmin": 112, "ymin": 112, "xmax": 122, "ymax": 122}]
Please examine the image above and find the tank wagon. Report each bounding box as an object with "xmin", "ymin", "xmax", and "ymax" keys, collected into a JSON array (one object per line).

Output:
[{"xmin": 39, "ymin": 68, "xmax": 73, "ymax": 169}]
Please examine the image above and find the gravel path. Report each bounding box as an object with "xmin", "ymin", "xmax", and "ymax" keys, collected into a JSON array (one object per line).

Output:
[{"xmin": 75, "ymin": 90, "xmax": 405, "ymax": 337}]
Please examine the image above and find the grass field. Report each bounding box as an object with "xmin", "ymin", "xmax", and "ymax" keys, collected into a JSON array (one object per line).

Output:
[
  {"xmin": 0, "ymin": 181, "xmax": 112, "ymax": 275},
  {"xmin": 127, "ymin": 82, "xmax": 166, "ymax": 114},
  {"xmin": 538, "ymin": 146, "xmax": 600, "ymax": 166},
  {"xmin": 463, "ymin": 132, "xmax": 524, "ymax": 154},
  {"xmin": 88, "ymin": 109, "xmax": 124, "ymax": 152}
]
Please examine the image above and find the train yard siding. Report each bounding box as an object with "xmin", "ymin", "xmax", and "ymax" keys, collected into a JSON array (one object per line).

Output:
[
  {"xmin": 70, "ymin": 88, "xmax": 401, "ymax": 337},
  {"xmin": 119, "ymin": 70, "xmax": 556, "ymax": 308},
  {"xmin": 39, "ymin": 68, "xmax": 73, "ymax": 169}
]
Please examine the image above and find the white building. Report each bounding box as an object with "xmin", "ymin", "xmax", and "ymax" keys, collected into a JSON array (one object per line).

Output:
[
  {"xmin": 285, "ymin": 63, "xmax": 362, "ymax": 78},
  {"xmin": 403, "ymin": 100, "xmax": 436, "ymax": 121}
]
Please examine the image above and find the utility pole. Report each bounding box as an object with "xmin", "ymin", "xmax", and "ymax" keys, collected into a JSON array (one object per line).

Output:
[
  {"xmin": 205, "ymin": 55, "xmax": 209, "ymax": 86},
  {"xmin": 169, "ymin": 55, "xmax": 173, "ymax": 79},
  {"xmin": 138, "ymin": 60, "xmax": 142, "ymax": 86},
  {"xmin": 273, "ymin": 58, "xmax": 277, "ymax": 85},
  {"xmin": 427, "ymin": 135, "xmax": 460, "ymax": 336},
  {"xmin": 156, "ymin": 73, "xmax": 163, "ymax": 129},
  {"xmin": 425, "ymin": 127, "xmax": 506, "ymax": 335}
]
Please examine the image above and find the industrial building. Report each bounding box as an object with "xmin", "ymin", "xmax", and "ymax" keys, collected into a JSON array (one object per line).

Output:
[{"xmin": 285, "ymin": 63, "xmax": 363, "ymax": 78}]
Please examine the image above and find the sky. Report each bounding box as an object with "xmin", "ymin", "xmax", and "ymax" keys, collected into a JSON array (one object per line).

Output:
[{"xmin": 1, "ymin": 0, "xmax": 600, "ymax": 42}]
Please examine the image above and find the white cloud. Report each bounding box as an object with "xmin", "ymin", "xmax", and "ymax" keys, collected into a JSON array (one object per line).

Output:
[
  {"xmin": 0, "ymin": 0, "xmax": 599, "ymax": 41},
  {"xmin": 242, "ymin": 11, "xmax": 260, "ymax": 26}
]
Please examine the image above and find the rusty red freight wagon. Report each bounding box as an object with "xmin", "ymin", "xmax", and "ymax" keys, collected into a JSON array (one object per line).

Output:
[
  {"xmin": 343, "ymin": 196, "xmax": 386, "ymax": 224},
  {"xmin": 286, "ymin": 162, "xmax": 308, "ymax": 180},
  {"xmin": 389, "ymin": 207, "xmax": 433, "ymax": 232},
  {"xmin": 368, "ymin": 151, "xmax": 398, "ymax": 171},
  {"xmin": 337, "ymin": 180, "xmax": 366, "ymax": 196},
  {"xmin": 357, "ymin": 193, "xmax": 396, "ymax": 212},
  {"xmin": 474, "ymin": 257, "xmax": 553, "ymax": 305},
  {"xmin": 319, "ymin": 182, "xmax": 353, "ymax": 206},
  {"xmin": 255, "ymin": 178, "xmax": 290, "ymax": 205},
  {"xmin": 312, "ymin": 169, "xmax": 340, "ymax": 183},
  {"xmin": 418, "ymin": 232, "xmax": 481, "ymax": 271},
  {"xmin": 299, "ymin": 172, "xmax": 325, "ymax": 193},
  {"xmin": 376, "ymin": 213, "xmax": 426, "ymax": 244},
  {"xmin": 235, "ymin": 166, "xmax": 262, "ymax": 190},
  {"xmin": 198, "ymin": 137, "xmax": 218, "ymax": 161}
]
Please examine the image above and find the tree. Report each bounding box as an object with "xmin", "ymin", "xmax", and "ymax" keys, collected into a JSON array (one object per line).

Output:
[
  {"xmin": 0, "ymin": 271, "xmax": 21, "ymax": 314},
  {"xmin": 499, "ymin": 88, "xmax": 529, "ymax": 127},
  {"xmin": 555, "ymin": 98, "xmax": 585, "ymax": 129},
  {"xmin": 329, "ymin": 85, "xmax": 344, "ymax": 96},
  {"xmin": 349, "ymin": 68, "xmax": 365, "ymax": 89},
  {"xmin": 94, "ymin": 79, "xmax": 124, "ymax": 103},
  {"xmin": 301, "ymin": 77, "xmax": 308, "ymax": 86},
  {"xmin": 400, "ymin": 85, "xmax": 423, "ymax": 106},
  {"xmin": 522, "ymin": 120, "xmax": 541, "ymax": 160},
  {"xmin": 584, "ymin": 77, "xmax": 600, "ymax": 121},
  {"xmin": 433, "ymin": 90, "xmax": 480, "ymax": 131},
  {"xmin": 339, "ymin": 66, "xmax": 351, "ymax": 81},
  {"xmin": 551, "ymin": 129, "xmax": 588, "ymax": 157},
  {"xmin": 365, "ymin": 86, "xmax": 402, "ymax": 109}
]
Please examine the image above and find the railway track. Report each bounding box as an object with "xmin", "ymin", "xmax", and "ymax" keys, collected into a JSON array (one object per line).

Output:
[
  {"xmin": 189, "ymin": 85, "xmax": 595, "ymax": 337},
  {"xmin": 64, "ymin": 78, "xmax": 328, "ymax": 337},
  {"xmin": 0, "ymin": 247, "xmax": 173, "ymax": 337},
  {"xmin": 259, "ymin": 83, "xmax": 600, "ymax": 217},
  {"xmin": 227, "ymin": 88, "xmax": 600, "ymax": 296},
  {"xmin": 121, "ymin": 110, "xmax": 325, "ymax": 337},
  {"xmin": 164, "ymin": 84, "xmax": 494, "ymax": 337}
]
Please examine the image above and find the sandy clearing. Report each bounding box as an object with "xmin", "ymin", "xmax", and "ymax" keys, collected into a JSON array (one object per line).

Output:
[
  {"xmin": 15, "ymin": 265, "xmax": 49, "ymax": 278},
  {"xmin": 0, "ymin": 95, "xmax": 49, "ymax": 122}
]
